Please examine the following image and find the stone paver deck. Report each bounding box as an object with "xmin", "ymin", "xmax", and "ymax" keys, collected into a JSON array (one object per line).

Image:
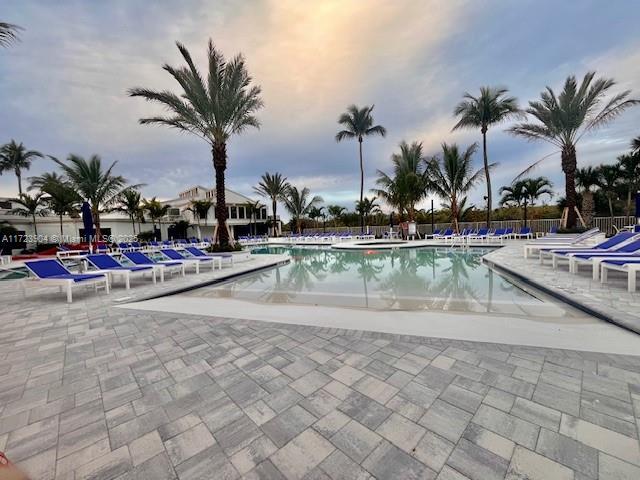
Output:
[{"xmin": 2, "ymin": 284, "xmax": 640, "ymax": 479}]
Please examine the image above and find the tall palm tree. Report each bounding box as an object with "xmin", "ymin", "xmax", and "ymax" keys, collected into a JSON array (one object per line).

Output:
[
  {"xmin": 453, "ymin": 87, "xmax": 522, "ymax": 228},
  {"xmin": 576, "ymin": 166, "xmax": 600, "ymax": 227},
  {"xmin": 9, "ymin": 193, "xmax": 48, "ymax": 241},
  {"xmin": 509, "ymin": 72, "xmax": 640, "ymax": 228},
  {"xmin": 283, "ymin": 186, "xmax": 323, "ymax": 234},
  {"xmin": 522, "ymin": 177, "xmax": 554, "ymax": 205},
  {"xmin": 0, "ymin": 140, "xmax": 43, "ymax": 196},
  {"xmin": 253, "ymin": 172, "xmax": 289, "ymax": 237},
  {"xmin": 129, "ymin": 40, "xmax": 263, "ymax": 248},
  {"xmin": 115, "ymin": 189, "xmax": 143, "ymax": 234},
  {"xmin": 596, "ymin": 164, "xmax": 621, "ymax": 225},
  {"xmin": 142, "ymin": 197, "xmax": 170, "ymax": 234},
  {"xmin": 327, "ymin": 205, "xmax": 346, "ymax": 228},
  {"xmin": 335, "ymin": 104, "xmax": 386, "ymax": 232},
  {"xmin": 52, "ymin": 154, "xmax": 133, "ymax": 240},
  {"xmin": 426, "ymin": 143, "xmax": 487, "ymax": 232},
  {"xmin": 374, "ymin": 141, "xmax": 427, "ymax": 222},
  {"xmin": 618, "ymin": 153, "xmax": 640, "ymax": 217},
  {"xmin": 355, "ymin": 197, "xmax": 380, "ymax": 227},
  {"xmin": 29, "ymin": 173, "xmax": 82, "ymax": 237},
  {"xmin": 0, "ymin": 22, "xmax": 22, "ymax": 47}
]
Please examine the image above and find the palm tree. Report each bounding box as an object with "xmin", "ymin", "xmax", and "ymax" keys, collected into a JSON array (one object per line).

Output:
[
  {"xmin": 253, "ymin": 172, "xmax": 289, "ymax": 237},
  {"xmin": 632, "ymin": 136, "xmax": 640, "ymax": 155},
  {"xmin": 453, "ymin": 87, "xmax": 522, "ymax": 228},
  {"xmin": 187, "ymin": 199, "xmax": 213, "ymax": 228},
  {"xmin": 29, "ymin": 173, "xmax": 82, "ymax": 237},
  {"xmin": 243, "ymin": 200, "xmax": 261, "ymax": 236},
  {"xmin": 426, "ymin": 143, "xmax": 487, "ymax": 232},
  {"xmin": 9, "ymin": 193, "xmax": 48, "ymax": 241},
  {"xmin": 52, "ymin": 154, "xmax": 133, "ymax": 240},
  {"xmin": 509, "ymin": 72, "xmax": 640, "ymax": 228},
  {"xmin": 522, "ymin": 177, "xmax": 554, "ymax": 205},
  {"xmin": 617, "ymin": 153, "xmax": 640, "ymax": 217},
  {"xmin": 374, "ymin": 141, "xmax": 428, "ymax": 222},
  {"xmin": 0, "ymin": 22, "xmax": 22, "ymax": 47},
  {"xmin": 129, "ymin": 40, "xmax": 263, "ymax": 248},
  {"xmin": 283, "ymin": 186, "xmax": 323, "ymax": 234},
  {"xmin": 355, "ymin": 197, "xmax": 380, "ymax": 227},
  {"xmin": 327, "ymin": 205, "xmax": 346, "ymax": 228},
  {"xmin": 576, "ymin": 166, "xmax": 600, "ymax": 227},
  {"xmin": 142, "ymin": 197, "xmax": 170, "ymax": 235},
  {"xmin": 115, "ymin": 189, "xmax": 143, "ymax": 234},
  {"xmin": 0, "ymin": 140, "xmax": 43, "ymax": 196},
  {"xmin": 596, "ymin": 164, "xmax": 621, "ymax": 225},
  {"xmin": 335, "ymin": 104, "xmax": 386, "ymax": 232},
  {"xmin": 499, "ymin": 180, "xmax": 527, "ymax": 208},
  {"xmin": 307, "ymin": 206, "xmax": 325, "ymax": 229}
]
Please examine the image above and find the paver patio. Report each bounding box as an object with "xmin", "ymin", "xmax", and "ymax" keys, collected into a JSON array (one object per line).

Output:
[{"xmin": 2, "ymin": 282, "xmax": 640, "ymax": 480}]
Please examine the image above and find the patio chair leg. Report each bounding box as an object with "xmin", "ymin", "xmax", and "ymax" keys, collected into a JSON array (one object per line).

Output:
[
  {"xmin": 152, "ymin": 270, "xmax": 156, "ymax": 284},
  {"xmin": 181, "ymin": 265, "xmax": 186, "ymax": 277},
  {"xmin": 630, "ymin": 270, "xmax": 637, "ymax": 292},
  {"xmin": 125, "ymin": 274, "xmax": 130, "ymax": 290},
  {"xmin": 67, "ymin": 283, "xmax": 72, "ymax": 303},
  {"xmin": 105, "ymin": 276, "xmax": 110, "ymax": 294},
  {"xmin": 600, "ymin": 266, "xmax": 607, "ymax": 284},
  {"xmin": 195, "ymin": 263, "xmax": 199, "ymax": 274},
  {"xmin": 160, "ymin": 269, "xmax": 164, "ymax": 282}
]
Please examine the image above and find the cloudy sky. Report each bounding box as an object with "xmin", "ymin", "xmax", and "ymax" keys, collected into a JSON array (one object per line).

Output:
[{"xmin": 1, "ymin": 0, "xmax": 639, "ymax": 214}]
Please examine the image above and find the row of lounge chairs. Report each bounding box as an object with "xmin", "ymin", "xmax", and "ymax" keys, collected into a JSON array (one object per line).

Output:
[
  {"xmin": 282, "ymin": 232, "xmax": 375, "ymax": 243},
  {"xmin": 24, "ymin": 246, "xmax": 235, "ymax": 303},
  {"xmin": 525, "ymin": 229, "xmax": 640, "ymax": 292},
  {"xmin": 427, "ymin": 227, "xmax": 533, "ymax": 243}
]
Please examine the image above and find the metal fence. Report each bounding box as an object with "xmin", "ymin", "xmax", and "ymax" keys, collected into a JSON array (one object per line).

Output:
[{"xmin": 301, "ymin": 216, "xmax": 637, "ymax": 236}]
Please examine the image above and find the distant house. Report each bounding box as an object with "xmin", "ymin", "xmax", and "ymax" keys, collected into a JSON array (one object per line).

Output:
[{"xmin": 0, "ymin": 185, "xmax": 274, "ymax": 248}]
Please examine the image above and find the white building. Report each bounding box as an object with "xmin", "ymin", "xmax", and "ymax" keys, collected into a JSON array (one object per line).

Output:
[
  {"xmin": 0, "ymin": 185, "xmax": 274, "ymax": 252},
  {"xmin": 158, "ymin": 185, "xmax": 274, "ymax": 240}
]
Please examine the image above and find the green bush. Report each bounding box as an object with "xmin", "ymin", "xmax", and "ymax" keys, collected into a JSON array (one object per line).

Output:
[{"xmin": 137, "ymin": 230, "xmax": 156, "ymax": 242}]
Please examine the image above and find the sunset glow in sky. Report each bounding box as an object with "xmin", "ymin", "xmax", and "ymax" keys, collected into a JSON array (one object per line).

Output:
[{"xmin": 2, "ymin": 0, "xmax": 639, "ymax": 212}]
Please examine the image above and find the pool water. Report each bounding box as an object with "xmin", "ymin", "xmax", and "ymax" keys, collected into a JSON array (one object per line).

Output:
[{"xmin": 185, "ymin": 246, "xmax": 576, "ymax": 317}]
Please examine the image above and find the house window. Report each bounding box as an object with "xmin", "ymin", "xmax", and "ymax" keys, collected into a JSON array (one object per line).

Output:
[
  {"xmin": 230, "ymin": 206, "xmax": 238, "ymax": 219},
  {"xmin": 261, "ymin": 207, "xmax": 267, "ymax": 220},
  {"xmin": 238, "ymin": 207, "xmax": 245, "ymax": 219}
]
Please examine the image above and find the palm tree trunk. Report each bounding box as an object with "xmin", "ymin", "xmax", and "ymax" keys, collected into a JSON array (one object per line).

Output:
[
  {"xmin": 272, "ymin": 198, "xmax": 278, "ymax": 237},
  {"xmin": 212, "ymin": 142, "xmax": 229, "ymax": 247},
  {"xmin": 626, "ymin": 189, "xmax": 632, "ymax": 218},
  {"xmin": 582, "ymin": 191, "xmax": 594, "ymax": 227},
  {"xmin": 16, "ymin": 171, "xmax": 22, "ymax": 197},
  {"xmin": 562, "ymin": 145, "xmax": 578, "ymax": 228},
  {"xmin": 32, "ymin": 213, "xmax": 38, "ymax": 243},
  {"xmin": 59, "ymin": 213, "xmax": 64, "ymax": 238},
  {"xmin": 358, "ymin": 137, "xmax": 364, "ymax": 233},
  {"xmin": 131, "ymin": 217, "xmax": 136, "ymax": 235},
  {"xmin": 482, "ymin": 129, "xmax": 492, "ymax": 228}
]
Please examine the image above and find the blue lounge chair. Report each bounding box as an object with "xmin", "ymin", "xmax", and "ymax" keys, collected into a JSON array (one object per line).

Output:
[
  {"xmin": 564, "ymin": 238, "xmax": 640, "ymax": 279},
  {"xmin": 184, "ymin": 246, "xmax": 234, "ymax": 266},
  {"xmin": 23, "ymin": 259, "xmax": 109, "ymax": 303},
  {"xmin": 468, "ymin": 228, "xmax": 489, "ymax": 242},
  {"xmin": 86, "ymin": 254, "xmax": 157, "ymax": 289},
  {"xmin": 541, "ymin": 231, "xmax": 638, "ymax": 265},
  {"xmin": 513, "ymin": 227, "xmax": 532, "ymax": 239},
  {"xmin": 523, "ymin": 228, "xmax": 603, "ymax": 259},
  {"xmin": 160, "ymin": 248, "xmax": 220, "ymax": 272},
  {"xmin": 122, "ymin": 251, "xmax": 185, "ymax": 281},
  {"xmin": 600, "ymin": 258, "xmax": 640, "ymax": 292}
]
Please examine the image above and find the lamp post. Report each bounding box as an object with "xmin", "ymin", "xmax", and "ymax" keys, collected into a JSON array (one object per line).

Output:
[{"xmin": 430, "ymin": 199, "xmax": 434, "ymax": 235}]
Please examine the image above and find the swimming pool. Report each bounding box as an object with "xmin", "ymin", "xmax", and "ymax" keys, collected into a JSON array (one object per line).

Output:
[{"xmin": 183, "ymin": 245, "xmax": 577, "ymax": 318}]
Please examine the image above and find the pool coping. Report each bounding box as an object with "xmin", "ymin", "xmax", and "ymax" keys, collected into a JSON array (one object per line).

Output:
[{"xmin": 483, "ymin": 249, "xmax": 640, "ymax": 335}]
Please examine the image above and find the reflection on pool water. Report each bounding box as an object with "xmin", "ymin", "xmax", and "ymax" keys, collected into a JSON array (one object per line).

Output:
[{"xmin": 185, "ymin": 246, "xmax": 580, "ymax": 318}]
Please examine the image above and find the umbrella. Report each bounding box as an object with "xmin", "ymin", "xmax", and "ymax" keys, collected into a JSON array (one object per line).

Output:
[{"xmin": 81, "ymin": 201, "xmax": 94, "ymax": 247}]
